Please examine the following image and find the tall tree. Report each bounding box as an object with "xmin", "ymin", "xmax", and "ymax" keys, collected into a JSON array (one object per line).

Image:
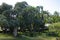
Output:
[
  {"xmin": 2, "ymin": 10, "xmax": 19, "ymax": 36},
  {"xmin": 54, "ymin": 11, "xmax": 59, "ymax": 17}
]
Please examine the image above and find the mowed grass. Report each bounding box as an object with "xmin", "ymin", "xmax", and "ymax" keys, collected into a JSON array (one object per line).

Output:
[{"xmin": 0, "ymin": 33, "xmax": 57, "ymax": 40}]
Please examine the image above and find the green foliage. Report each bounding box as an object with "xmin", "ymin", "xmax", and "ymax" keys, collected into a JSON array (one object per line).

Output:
[
  {"xmin": 0, "ymin": 14, "xmax": 9, "ymax": 27},
  {"xmin": 0, "ymin": 1, "xmax": 46, "ymax": 37},
  {"xmin": 1, "ymin": 1, "xmax": 60, "ymax": 38},
  {"xmin": 48, "ymin": 22, "xmax": 60, "ymax": 37},
  {"xmin": 43, "ymin": 11, "xmax": 60, "ymax": 23},
  {"xmin": 0, "ymin": 3, "xmax": 12, "ymax": 14},
  {"xmin": 14, "ymin": 1, "xmax": 28, "ymax": 13}
]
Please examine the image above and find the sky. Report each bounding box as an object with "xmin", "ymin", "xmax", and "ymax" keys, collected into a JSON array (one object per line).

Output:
[{"xmin": 0, "ymin": 0, "xmax": 60, "ymax": 14}]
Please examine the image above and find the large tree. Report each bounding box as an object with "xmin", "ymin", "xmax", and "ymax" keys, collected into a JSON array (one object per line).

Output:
[{"xmin": 2, "ymin": 10, "xmax": 19, "ymax": 36}]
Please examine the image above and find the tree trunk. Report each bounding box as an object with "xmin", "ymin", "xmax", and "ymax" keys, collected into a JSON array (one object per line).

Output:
[
  {"xmin": 13, "ymin": 27, "xmax": 18, "ymax": 37},
  {"xmin": 10, "ymin": 28, "xmax": 13, "ymax": 33}
]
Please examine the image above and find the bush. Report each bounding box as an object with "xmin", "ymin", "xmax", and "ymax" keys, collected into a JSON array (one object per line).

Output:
[
  {"xmin": 48, "ymin": 22, "xmax": 60, "ymax": 37},
  {"xmin": 46, "ymin": 32, "xmax": 58, "ymax": 37}
]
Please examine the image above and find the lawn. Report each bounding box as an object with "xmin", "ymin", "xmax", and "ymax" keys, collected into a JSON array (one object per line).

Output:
[{"xmin": 0, "ymin": 33, "xmax": 57, "ymax": 40}]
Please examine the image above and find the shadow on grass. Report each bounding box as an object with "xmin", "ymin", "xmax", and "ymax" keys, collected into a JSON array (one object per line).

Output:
[
  {"xmin": 0, "ymin": 35, "xmax": 30, "ymax": 40},
  {"xmin": 0, "ymin": 32, "xmax": 57, "ymax": 40}
]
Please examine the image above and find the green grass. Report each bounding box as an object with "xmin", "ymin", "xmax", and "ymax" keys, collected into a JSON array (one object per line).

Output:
[
  {"xmin": 0, "ymin": 33, "xmax": 30, "ymax": 40},
  {"xmin": 0, "ymin": 33, "xmax": 57, "ymax": 40}
]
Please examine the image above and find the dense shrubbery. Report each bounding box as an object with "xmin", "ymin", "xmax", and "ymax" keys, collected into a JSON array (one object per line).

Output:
[{"xmin": 48, "ymin": 22, "xmax": 60, "ymax": 37}]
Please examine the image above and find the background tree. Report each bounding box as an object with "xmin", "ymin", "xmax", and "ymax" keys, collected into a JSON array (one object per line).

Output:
[{"xmin": 52, "ymin": 11, "xmax": 60, "ymax": 23}]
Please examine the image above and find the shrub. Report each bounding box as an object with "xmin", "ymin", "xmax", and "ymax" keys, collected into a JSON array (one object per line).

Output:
[{"xmin": 48, "ymin": 22, "xmax": 60, "ymax": 37}]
